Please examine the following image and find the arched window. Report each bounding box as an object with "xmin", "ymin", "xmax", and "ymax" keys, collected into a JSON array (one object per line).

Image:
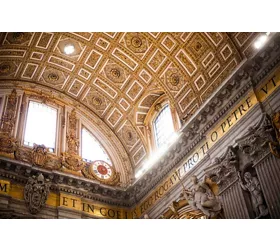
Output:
[
  {"xmin": 153, "ymin": 104, "xmax": 175, "ymax": 149},
  {"xmin": 24, "ymin": 101, "xmax": 57, "ymax": 152},
  {"xmin": 81, "ymin": 127, "xmax": 112, "ymax": 165}
]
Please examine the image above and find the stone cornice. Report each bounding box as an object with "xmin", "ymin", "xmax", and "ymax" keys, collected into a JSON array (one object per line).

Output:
[
  {"xmin": 0, "ymin": 157, "xmax": 131, "ymax": 207},
  {"xmin": 125, "ymin": 33, "xmax": 280, "ymax": 205}
]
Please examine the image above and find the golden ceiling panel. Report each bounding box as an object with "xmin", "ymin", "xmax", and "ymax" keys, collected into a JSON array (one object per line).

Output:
[{"xmin": 0, "ymin": 32, "xmax": 260, "ymax": 171}]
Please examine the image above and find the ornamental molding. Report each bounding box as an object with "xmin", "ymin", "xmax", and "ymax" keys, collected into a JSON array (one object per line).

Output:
[
  {"xmin": 126, "ymin": 33, "xmax": 280, "ymax": 204},
  {"xmin": 204, "ymin": 112, "xmax": 277, "ymax": 217},
  {"xmin": 0, "ymin": 34, "xmax": 280, "ymax": 209},
  {"xmin": 0, "ymin": 112, "xmax": 279, "ymax": 209},
  {"xmin": 0, "ymin": 157, "xmax": 130, "ymax": 207},
  {"xmin": 0, "ymin": 89, "xmax": 19, "ymax": 155}
]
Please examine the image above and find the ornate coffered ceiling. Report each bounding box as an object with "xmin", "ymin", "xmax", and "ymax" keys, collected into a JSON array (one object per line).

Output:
[{"xmin": 0, "ymin": 32, "xmax": 260, "ymax": 174}]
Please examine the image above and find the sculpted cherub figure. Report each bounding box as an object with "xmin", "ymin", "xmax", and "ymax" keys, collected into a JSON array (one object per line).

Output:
[{"xmin": 182, "ymin": 175, "xmax": 222, "ymax": 218}]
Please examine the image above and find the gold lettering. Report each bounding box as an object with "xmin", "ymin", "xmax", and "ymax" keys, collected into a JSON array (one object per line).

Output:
[
  {"xmin": 200, "ymin": 142, "xmax": 209, "ymax": 155},
  {"xmin": 193, "ymin": 152, "xmax": 199, "ymax": 163},
  {"xmin": 62, "ymin": 197, "xmax": 68, "ymax": 206},
  {"xmin": 246, "ymin": 97, "xmax": 253, "ymax": 109},
  {"xmin": 71, "ymin": 198, "xmax": 78, "ymax": 208},
  {"xmin": 0, "ymin": 183, "xmax": 7, "ymax": 193},
  {"xmin": 0, "ymin": 180, "xmax": 10, "ymax": 194},
  {"xmin": 100, "ymin": 207, "xmax": 107, "ymax": 217},
  {"xmin": 108, "ymin": 209, "xmax": 115, "ymax": 218},
  {"xmin": 261, "ymin": 83, "xmax": 269, "ymax": 94},
  {"xmin": 232, "ymin": 109, "xmax": 239, "ymax": 121},
  {"xmin": 210, "ymin": 131, "xmax": 218, "ymax": 142},
  {"xmin": 270, "ymin": 75, "xmax": 277, "ymax": 87},
  {"xmin": 116, "ymin": 210, "xmax": 121, "ymax": 219},
  {"xmin": 238, "ymin": 104, "xmax": 247, "ymax": 116},
  {"xmin": 227, "ymin": 116, "xmax": 233, "ymax": 127}
]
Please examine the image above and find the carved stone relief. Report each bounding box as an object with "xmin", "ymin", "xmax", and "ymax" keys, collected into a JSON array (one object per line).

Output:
[
  {"xmin": 237, "ymin": 170, "xmax": 268, "ymax": 218},
  {"xmin": 205, "ymin": 113, "xmax": 277, "ymax": 219},
  {"xmin": 206, "ymin": 146, "xmax": 239, "ymax": 194},
  {"xmin": 24, "ymin": 173, "xmax": 50, "ymax": 214},
  {"xmin": 237, "ymin": 114, "xmax": 276, "ymax": 165},
  {"xmin": 182, "ymin": 175, "xmax": 222, "ymax": 219}
]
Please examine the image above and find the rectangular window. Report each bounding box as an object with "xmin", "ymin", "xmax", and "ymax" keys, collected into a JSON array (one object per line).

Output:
[
  {"xmin": 154, "ymin": 105, "xmax": 174, "ymax": 149},
  {"xmin": 24, "ymin": 101, "xmax": 57, "ymax": 152}
]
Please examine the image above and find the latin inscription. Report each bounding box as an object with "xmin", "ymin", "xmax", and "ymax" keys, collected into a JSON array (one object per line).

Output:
[
  {"xmin": 257, "ymin": 75, "xmax": 279, "ymax": 102},
  {"xmin": 0, "ymin": 180, "xmax": 10, "ymax": 195},
  {"xmin": 60, "ymin": 194, "xmax": 124, "ymax": 219},
  {"xmin": 136, "ymin": 69, "xmax": 280, "ymax": 217}
]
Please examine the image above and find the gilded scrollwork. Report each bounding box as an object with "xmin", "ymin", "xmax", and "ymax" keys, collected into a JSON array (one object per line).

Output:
[
  {"xmin": 0, "ymin": 89, "xmax": 19, "ymax": 155},
  {"xmin": 61, "ymin": 152, "xmax": 85, "ymax": 171},
  {"xmin": 14, "ymin": 146, "xmax": 31, "ymax": 163},
  {"xmin": 28, "ymin": 93, "xmax": 56, "ymax": 106},
  {"xmin": 61, "ymin": 109, "xmax": 85, "ymax": 171},
  {"xmin": 15, "ymin": 145, "xmax": 61, "ymax": 170},
  {"xmin": 66, "ymin": 109, "xmax": 79, "ymax": 154},
  {"xmin": 0, "ymin": 134, "xmax": 18, "ymax": 154},
  {"xmin": 1, "ymin": 89, "xmax": 17, "ymax": 134},
  {"xmin": 45, "ymin": 154, "xmax": 61, "ymax": 170},
  {"xmin": 31, "ymin": 144, "xmax": 49, "ymax": 167}
]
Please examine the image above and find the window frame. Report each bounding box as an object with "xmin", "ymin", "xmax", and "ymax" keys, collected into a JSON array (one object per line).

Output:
[
  {"xmin": 144, "ymin": 95, "xmax": 181, "ymax": 155},
  {"xmin": 152, "ymin": 103, "xmax": 175, "ymax": 149},
  {"xmin": 22, "ymin": 99, "xmax": 60, "ymax": 155},
  {"xmin": 80, "ymin": 125, "xmax": 113, "ymax": 166}
]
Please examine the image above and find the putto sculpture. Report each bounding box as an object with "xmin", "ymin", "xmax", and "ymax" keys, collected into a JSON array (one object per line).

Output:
[
  {"xmin": 182, "ymin": 175, "xmax": 222, "ymax": 219},
  {"xmin": 24, "ymin": 173, "xmax": 51, "ymax": 214}
]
